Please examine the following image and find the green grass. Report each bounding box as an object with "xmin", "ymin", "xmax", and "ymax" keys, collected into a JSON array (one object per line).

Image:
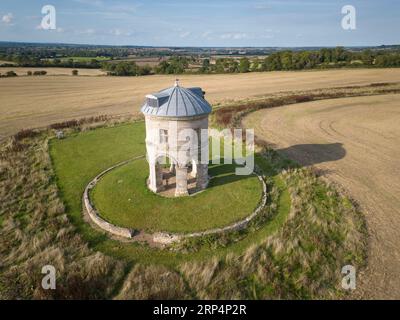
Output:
[
  {"xmin": 92, "ymin": 160, "xmax": 261, "ymax": 233},
  {"xmin": 49, "ymin": 122, "xmax": 290, "ymax": 267}
]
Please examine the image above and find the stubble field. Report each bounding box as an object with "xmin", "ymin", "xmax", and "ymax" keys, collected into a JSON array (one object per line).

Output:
[
  {"xmin": 243, "ymin": 94, "xmax": 400, "ymax": 299},
  {"xmin": 2, "ymin": 68, "xmax": 393, "ymax": 299},
  {"xmin": 0, "ymin": 67, "xmax": 106, "ymax": 77},
  {"xmin": 1, "ymin": 68, "xmax": 400, "ymax": 138}
]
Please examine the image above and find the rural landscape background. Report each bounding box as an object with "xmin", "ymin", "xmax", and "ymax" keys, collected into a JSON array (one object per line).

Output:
[{"xmin": 1, "ymin": 0, "xmax": 400, "ymax": 301}]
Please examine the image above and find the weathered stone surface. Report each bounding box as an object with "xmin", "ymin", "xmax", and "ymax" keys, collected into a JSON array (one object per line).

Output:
[
  {"xmin": 83, "ymin": 157, "xmax": 144, "ymax": 239},
  {"xmin": 144, "ymin": 113, "xmax": 209, "ymax": 196},
  {"xmin": 196, "ymin": 163, "xmax": 209, "ymax": 190},
  {"xmin": 175, "ymin": 166, "xmax": 189, "ymax": 197},
  {"xmin": 153, "ymin": 232, "xmax": 181, "ymax": 245}
]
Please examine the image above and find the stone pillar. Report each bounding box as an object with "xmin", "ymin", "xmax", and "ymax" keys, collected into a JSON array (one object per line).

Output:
[
  {"xmin": 155, "ymin": 163, "xmax": 164, "ymax": 192},
  {"xmin": 148, "ymin": 162, "xmax": 157, "ymax": 192},
  {"xmin": 175, "ymin": 166, "xmax": 189, "ymax": 197},
  {"xmin": 190, "ymin": 159, "xmax": 197, "ymax": 178},
  {"xmin": 196, "ymin": 164, "xmax": 209, "ymax": 190}
]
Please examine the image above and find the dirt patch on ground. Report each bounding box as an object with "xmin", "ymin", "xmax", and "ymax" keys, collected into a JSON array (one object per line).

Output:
[
  {"xmin": 2, "ymin": 68, "xmax": 400, "ymax": 138},
  {"xmin": 243, "ymin": 94, "xmax": 400, "ymax": 299}
]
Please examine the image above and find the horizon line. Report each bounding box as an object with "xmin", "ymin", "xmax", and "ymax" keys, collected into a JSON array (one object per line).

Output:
[{"xmin": 1, "ymin": 40, "xmax": 399, "ymax": 49}]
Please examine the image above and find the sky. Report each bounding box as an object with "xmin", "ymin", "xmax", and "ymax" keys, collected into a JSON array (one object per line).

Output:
[{"xmin": 0, "ymin": 0, "xmax": 399, "ymax": 47}]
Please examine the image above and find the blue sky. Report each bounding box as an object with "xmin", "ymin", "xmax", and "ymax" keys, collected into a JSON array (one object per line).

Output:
[{"xmin": 0, "ymin": 0, "xmax": 399, "ymax": 46}]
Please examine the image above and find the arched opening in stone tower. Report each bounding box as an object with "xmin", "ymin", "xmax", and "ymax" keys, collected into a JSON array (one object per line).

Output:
[{"xmin": 152, "ymin": 156, "xmax": 201, "ymax": 197}]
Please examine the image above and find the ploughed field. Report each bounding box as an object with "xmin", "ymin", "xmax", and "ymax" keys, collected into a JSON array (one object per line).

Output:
[
  {"xmin": 2, "ymin": 68, "xmax": 400, "ymax": 138},
  {"xmin": 243, "ymin": 94, "xmax": 400, "ymax": 299}
]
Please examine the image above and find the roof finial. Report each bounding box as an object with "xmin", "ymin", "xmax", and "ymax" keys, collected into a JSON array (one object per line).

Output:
[{"xmin": 174, "ymin": 78, "xmax": 180, "ymax": 87}]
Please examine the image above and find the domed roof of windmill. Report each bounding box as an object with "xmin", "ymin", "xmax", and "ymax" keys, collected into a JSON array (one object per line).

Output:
[{"xmin": 141, "ymin": 80, "xmax": 212, "ymax": 118}]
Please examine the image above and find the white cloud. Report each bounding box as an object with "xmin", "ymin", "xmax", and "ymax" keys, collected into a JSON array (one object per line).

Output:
[
  {"xmin": 2, "ymin": 13, "xmax": 14, "ymax": 25},
  {"xmin": 233, "ymin": 33, "xmax": 247, "ymax": 40},
  {"xmin": 73, "ymin": 0, "xmax": 139, "ymax": 14},
  {"xmin": 84, "ymin": 28, "xmax": 96, "ymax": 35},
  {"xmin": 74, "ymin": 0, "xmax": 104, "ymax": 6},
  {"xmin": 110, "ymin": 28, "xmax": 133, "ymax": 37},
  {"xmin": 36, "ymin": 24, "xmax": 65, "ymax": 32},
  {"xmin": 220, "ymin": 33, "xmax": 248, "ymax": 40},
  {"xmin": 74, "ymin": 28, "xmax": 96, "ymax": 35},
  {"xmin": 201, "ymin": 31, "xmax": 213, "ymax": 39},
  {"xmin": 254, "ymin": 3, "xmax": 270, "ymax": 10},
  {"xmin": 179, "ymin": 31, "xmax": 191, "ymax": 38}
]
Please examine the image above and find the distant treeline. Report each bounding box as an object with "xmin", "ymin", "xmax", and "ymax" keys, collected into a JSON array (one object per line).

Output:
[
  {"xmin": 2, "ymin": 47, "xmax": 400, "ymax": 77},
  {"xmin": 0, "ymin": 70, "xmax": 49, "ymax": 78},
  {"xmin": 100, "ymin": 56, "xmax": 196, "ymax": 76},
  {"xmin": 199, "ymin": 47, "xmax": 400, "ymax": 73},
  {"xmin": 101, "ymin": 48, "xmax": 400, "ymax": 76},
  {"xmin": 101, "ymin": 61, "xmax": 152, "ymax": 76},
  {"xmin": 0, "ymin": 55, "xmax": 102, "ymax": 69}
]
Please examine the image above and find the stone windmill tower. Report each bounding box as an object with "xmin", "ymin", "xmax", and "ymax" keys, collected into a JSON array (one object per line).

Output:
[{"xmin": 141, "ymin": 80, "xmax": 212, "ymax": 197}]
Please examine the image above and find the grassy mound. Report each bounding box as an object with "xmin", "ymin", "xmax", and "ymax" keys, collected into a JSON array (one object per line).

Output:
[
  {"xmin": 92, "ymin": 159, "xmax": 262, "ymax": 233},
  {"xmin": 47, "ymin": 123, "xmax": 289, "ymax": 266},
  {"xmin": 1, "ymin": 115, "xmax": 366, "ymax": 299}
]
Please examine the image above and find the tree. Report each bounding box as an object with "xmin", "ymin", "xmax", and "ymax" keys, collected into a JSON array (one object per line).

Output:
[
  {"xmin": 333, "ymin": 46, "xmax": 346, "ymax": 63},
  {"xmin": 199, "ymin": 58, "xmax": 210, "ymax": 73},
  {"xmin": 239, "ymin": 57, "xmax": 250, "ymax": 73},
  {"xmin": 281, "ymin": 51, "xmax": 293, "ymax": 70},
  {"xmin": 155, "ymin": 56, "xmax": 189, "ymax": 74},
  {"xmin": 250, "ymin": 59, "xmax": 260, "ymax": 72},
  {"xmin": 361, "ymin": 50, "xmax": 374, "ymax": 65},
  {"xmin": 227, "ymin": 59, "xmax": 239, "ymax": 73},
  {"xmin": 33, "ymin": 70, "xmax": 47, "ymax": 76},
  {"xmin": 264, "ymin": 54, "xmax": 282, "ymax": 71},
  {"xmin": 138, "ymin": 64, "xmax": 152, "ymax": 76},
  {"xmin": 6, "ymin": 70, "xmax": 17, "ymax": 77}
]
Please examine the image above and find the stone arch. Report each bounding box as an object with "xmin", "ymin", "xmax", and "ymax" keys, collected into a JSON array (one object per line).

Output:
[
  {"xmin": 148, "ymin": 153, "xmax": 177, "ymax": 194},
  {"xmin": 148, "ymin": 152, "xmax": 209, "ymax": 197}
]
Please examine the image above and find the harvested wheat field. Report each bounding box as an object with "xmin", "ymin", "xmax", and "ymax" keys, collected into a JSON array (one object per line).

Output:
[
  {"xmin": 1, "ymin": 68, "xmax": 400, "ymax": 138},
  {"xmin": 244, "ymin": 94, "xmax": 400, "ymax": 299}
]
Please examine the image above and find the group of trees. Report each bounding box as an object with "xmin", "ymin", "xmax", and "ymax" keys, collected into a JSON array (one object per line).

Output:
[
  {"xmin": 375, "ymin": 54, "xmax": 400, "ymax": 67},
  {"xmin": 155, "ymin": 56, "xmax": 191, "ymax": 74},
  {"xmin": 102, "ymin": 56, "xmax": 193, "ymax": 76},
  {"xmin": 0, "ymin": 70, "xmax": 17, "ymax": 78},
  {"xmin": 2, "ymin": 56, "xmax": 102, "ymax": 69},
  {"xmin": 0, "ymin": 70, "xmax": 80, "ymax": 77},
  {"xmin": 2, "ymin": 45, "xmax": 400, "ymax": 77},
  {"xmin": 201, "ymin": 57, "xmax": 252, "ymax": 73},
  {"xmin": 27, "ymin": 70, "xmax": 48, "ymax": 76},
  {"xmin": 197, "ymin": 48, "xmax": 400, "ymax": 74},
  {"xmin": 104, "ymin": 47, "xmax": 400, "ymax": 75}
]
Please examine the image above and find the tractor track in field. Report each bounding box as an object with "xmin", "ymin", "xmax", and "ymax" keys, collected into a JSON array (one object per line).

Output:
[{"xmin": 243, "ymin": 93, "xmax": 400, "ymax": 299}]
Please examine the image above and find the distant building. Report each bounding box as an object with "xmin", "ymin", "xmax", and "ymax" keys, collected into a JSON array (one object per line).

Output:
[{"xmin": 141, "ymin": 80, "xmax": 211, "ymax": 197}]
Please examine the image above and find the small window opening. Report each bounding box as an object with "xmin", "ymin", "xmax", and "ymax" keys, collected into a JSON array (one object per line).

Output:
[{"xmin": 160, "ymin": 129, "xmax": 168, "ymax": 143}]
